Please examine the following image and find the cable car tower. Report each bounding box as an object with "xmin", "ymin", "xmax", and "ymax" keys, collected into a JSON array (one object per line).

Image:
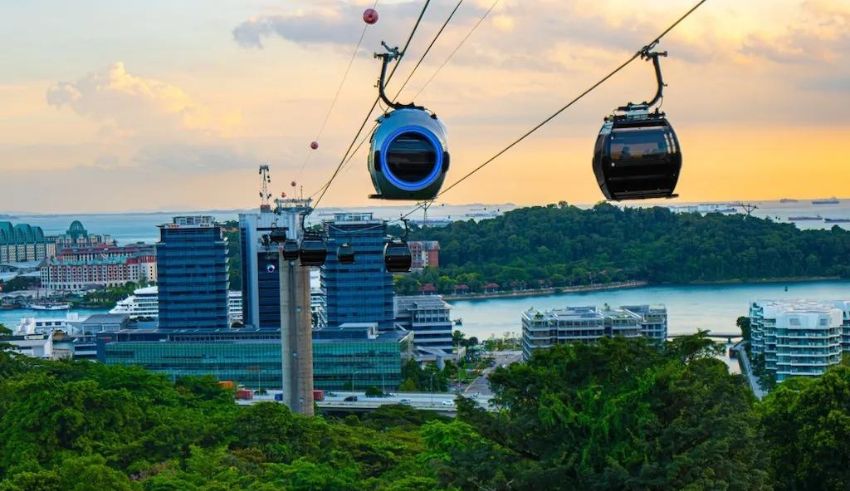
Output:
[{"xmin": 258, "ymin": 165, "xmax": 272, "ymax": 212}]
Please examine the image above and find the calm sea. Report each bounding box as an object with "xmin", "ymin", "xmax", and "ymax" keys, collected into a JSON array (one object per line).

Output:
[
  {"xmin": 4, "ymin": 199, "xmax": 848, "ymax": 246},
  {"xmin": 4, "ymin": 281, "xmax": 850, "ymax": 341},
  {"xmin": 450, "ymin": 280, "xmax": 850, "ymax": 340}
]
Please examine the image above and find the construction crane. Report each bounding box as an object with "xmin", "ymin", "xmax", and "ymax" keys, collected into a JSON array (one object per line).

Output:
[{"xmin": 259, "ymin": 165, "xmax": 272, "ymax": 212}]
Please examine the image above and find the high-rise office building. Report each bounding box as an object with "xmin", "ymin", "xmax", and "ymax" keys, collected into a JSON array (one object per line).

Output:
[
  {"xmin": 156, "ymin": 216, "xmax": 229, "ymax": 330},
  {"xmin": 322, "ymin": 213, "xmax": 393, "ymax": 329},
  {"xmin": 239, "ymin": 210, "xmax": 282, "ymax": 329}
]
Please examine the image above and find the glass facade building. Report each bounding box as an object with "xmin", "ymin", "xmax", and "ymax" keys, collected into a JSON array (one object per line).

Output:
[
  {"xmin": 322, "ymin": 213, "xmax": 394, "ymax": 329},
  {"xmin": 98, "ymin": 326, "xmax": 411, "ymax": 391},
  {"xmin": 239, "ymin": 211, "xmax": 283, "ymax": 329},
  {"xmin": 157, "ymin": 216, "xmax": 229, "ymax": 330}
]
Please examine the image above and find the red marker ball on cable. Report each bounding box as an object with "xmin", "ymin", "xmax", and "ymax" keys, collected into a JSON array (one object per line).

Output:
[
  {"xmin": 310, "ymin": 141, "xmax": 319, "ymax": 150},
  {"xmin": 363, "ymin": 8, "xmax": 378, "ymax": 25}
]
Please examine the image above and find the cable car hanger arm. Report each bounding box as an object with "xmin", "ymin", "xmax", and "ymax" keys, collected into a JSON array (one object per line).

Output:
[
  {"xmin": 375, "ymin": 42, "xmax": 422, "ymax": 111},
  {"xmin": 619, "ymin": 47, "xmax": 668, "ymax": 112}
]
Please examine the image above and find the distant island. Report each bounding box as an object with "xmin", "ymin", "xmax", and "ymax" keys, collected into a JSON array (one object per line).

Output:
[{"xmin": 396, "ymin": 202, "xmax": 850, "ymax": 295}]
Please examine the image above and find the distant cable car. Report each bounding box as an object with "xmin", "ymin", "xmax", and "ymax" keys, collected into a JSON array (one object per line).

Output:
[
  {"xmin": 383, "ymin": 219, "xmax": 412, "ymax": 272},
  {"xmin": 368, "ymin": 44, "xmax": 449, "ymax": 200},
  {"xmin": 300, "ymin": 232, "xmax": 328, "ymax": 267},
  {"xmin": 593, "ymin": 47, "xmax": 682, "ymax": 201},
  {"xmin": 281, "ymin": 239, "xmax": 300, "ymax": 262},
  {"xmin": 384, "ymin": 239, "xmax": 412, "ymax": 273},
  {"xmin": 337, "ymin": 242, "xmax": 355, "ymax": 264},
  {"xmin": 363, "ymin": 8, "xmax": 379, "ymax": 25},
  {"xmin": 268, "ymin": 227, "xmax": 288, "ymax": 244}
]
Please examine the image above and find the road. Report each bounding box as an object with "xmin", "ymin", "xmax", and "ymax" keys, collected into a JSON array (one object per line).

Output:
[
  {"xmin": 236, "ymin": 390, "xmax": 495, "ymax": 412},
  {"xmin": 463, "ymin": 350, "xmax": 522, "ymax": 397}
]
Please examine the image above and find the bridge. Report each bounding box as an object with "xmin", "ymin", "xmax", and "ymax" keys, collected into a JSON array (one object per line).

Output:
[{"xmin": 668, "ymin": 331, "xmax": 742, "ymax": 342}]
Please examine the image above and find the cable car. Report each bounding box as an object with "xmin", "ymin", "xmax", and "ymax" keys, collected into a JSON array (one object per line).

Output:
[
  {"xmin": 281, "ymin": 239, "xmax": 300, "ymax": 262},
  {"xmin": 300, "ymin": 233, "xmax": 327, "ymax": 267},
  {"xmin": 384, "ymin": 239, "xmax": 412, "ymax": 273},
  {"xmin": 268, "ymin": 227, "xmax": 288, "ymax": 244},
  {"xmin": 592, "ymin": 47, "xmax": 681, "ymax": 201},
  {"xmin": 368, "ymin": 45, "xmax": 449, "ymax": 200},
  {"xmin": 337, "ymin": 242, "xmax": 355, "ymax": 264}
]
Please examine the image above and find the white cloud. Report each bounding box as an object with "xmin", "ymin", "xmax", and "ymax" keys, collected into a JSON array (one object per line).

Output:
[{"xmin": 46, "ymin": 62, "xmax": 240, "ymax": 138}]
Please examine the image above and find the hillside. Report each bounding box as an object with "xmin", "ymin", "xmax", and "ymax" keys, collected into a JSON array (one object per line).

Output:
[
  {"xmin": 2, "ymin": 335, "xmax": 850, "ymax": 489},
  {"xmin": 400, "ymin": 203, "xmax": 850, "ymax": 294}
]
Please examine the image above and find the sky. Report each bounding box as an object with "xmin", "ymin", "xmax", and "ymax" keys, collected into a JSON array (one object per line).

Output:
[{"xmin": 0, "ymin": 0, "xmax": 848, "ymax": 213}]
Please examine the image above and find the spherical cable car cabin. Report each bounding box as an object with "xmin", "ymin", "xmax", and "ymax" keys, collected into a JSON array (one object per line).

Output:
[
  {"xmin": 384, "ymin": 239, "xmax": 412, "ymax": 273},
  {"xmin": 299, "ymin": 232, "xmax": 328, "ymax": 267},
  {"xmin": 368, "ymin": 44, "xmax": 449, "ymax": 200},
  {"xmin": 336, "ymin": 242, "xmax": 355, "ymax": 264},
  {"xmin": 592, "ymin": 48, "xmax": 682, "ymax": 201},
  {"xmin": 281, "ymin": 240, "xmax": 300, "ymax": 262}
]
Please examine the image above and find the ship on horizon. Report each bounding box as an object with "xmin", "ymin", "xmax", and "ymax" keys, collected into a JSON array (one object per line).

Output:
[
  {"xmin": 824, "ymin": 218, "xmax": 850, "ymax": 223},
  {"xmin": 788, "ymin": 215, "xmax": 823, "ymax": 222},
  {"xmin": 779, "ymin": 198, "xmax": 799, "ymax": 203},
  {"xmin": 812, "ymin": 197, "xmax": 840, "ymax": 205}
]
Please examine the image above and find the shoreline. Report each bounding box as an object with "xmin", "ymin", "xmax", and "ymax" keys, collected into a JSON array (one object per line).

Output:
[
  {"xmin": 443, "ymin": 276, "xmax": 848, "ymax": 302},
  {"xmin": 443, "ymin": 281, "xmax": 648, "ymax": 302}
]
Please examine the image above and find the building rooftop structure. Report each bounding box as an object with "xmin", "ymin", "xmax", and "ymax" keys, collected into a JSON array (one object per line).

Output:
[{"xmin": 521, "ymin": 304, "xmax": 666, "ymax": 361}]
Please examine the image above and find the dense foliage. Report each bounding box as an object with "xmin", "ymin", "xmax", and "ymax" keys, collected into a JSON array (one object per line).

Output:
[
  {"xmin": 0, "ymin": 276, "xmax": 39, "ymax": 293},
  {"xmin": 397, "ymin": 203, "xmax": 850, "ymax": 294},
  {"xmin": 4, "ymin": 336, "xmax": 850, "ymax": 489}
]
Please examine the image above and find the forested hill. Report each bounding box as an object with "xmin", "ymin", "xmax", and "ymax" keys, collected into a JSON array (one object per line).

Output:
[{"xmin": 404, "ymin": 203, "xmax": 850, "ymax": 292}]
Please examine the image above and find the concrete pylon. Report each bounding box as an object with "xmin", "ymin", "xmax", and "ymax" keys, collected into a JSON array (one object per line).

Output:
[{"xmin": 280, "ymin": 258, "xmax": 314, "ymax": 416}]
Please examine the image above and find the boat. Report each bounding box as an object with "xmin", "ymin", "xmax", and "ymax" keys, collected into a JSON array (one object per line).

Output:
[
  {"xmin": 779, "ymin": 198, "xmax": 798, "ymax": 203},
  {"xmin": 28, "ymin": 302, "xmax": 71, "ymax": 311},
  {"xmin": 812, "ymin": 198, "xmax": 840, "ymax": 205},
  {"xmin": 453, "ymin": 318, "xmax": 463, "ymax": 326},
  {"xmin": 824, "ymin": 218, "xmax": 850, "ymax": 223},
  {"xmin": 788, "ymin": 216, "xmax": 822, "ymax": 222}
]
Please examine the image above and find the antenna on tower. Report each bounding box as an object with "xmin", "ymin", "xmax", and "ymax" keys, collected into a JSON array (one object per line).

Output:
[
  {"xmin": 733, "ymin": 202, "xmax": 759, "ymax": 218},
  {"xmin": 259, "ymin": 165, "xmax": 272, "ymax": 212}
]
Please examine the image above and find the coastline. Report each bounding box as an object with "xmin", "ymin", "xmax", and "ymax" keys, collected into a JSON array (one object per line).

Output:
[{"xmin": 443, "ymin": 281, "xmax": 648, "ymax": 302}]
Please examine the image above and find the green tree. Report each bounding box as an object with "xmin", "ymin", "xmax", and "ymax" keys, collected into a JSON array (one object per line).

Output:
[{"xmin": 760, "ymin": 365, "xmax": 850, "ymax": 490}]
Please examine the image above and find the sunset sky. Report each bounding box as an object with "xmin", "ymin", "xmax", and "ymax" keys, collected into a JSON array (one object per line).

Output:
[{"xmin": 0, "ymin": 0, "xmax": 848, "ymax": 213}]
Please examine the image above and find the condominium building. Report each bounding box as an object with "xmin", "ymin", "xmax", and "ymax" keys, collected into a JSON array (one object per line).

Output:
[
  {"xmin": 408, "ymin": 241, "xmax": 440, "ymax": 271},
  {"xmin": 750, "ymin": 300, "xmax": 847, "ymax": 382},
  {"xmin": 394, "ymin": 295, "xmax": 454, "ymax": 360},
  {"xmin": 322, "ymin": 213, "xmax": 393, "ymax": 329},
  {"xmin": 522, "ymin": 304, "xmax": 665, "ymax": 361},
  {"xmin": 0, "ymin": 222, "xmax": 55, "ymax": 264},
  {"xmin": 156, "ymin": 216, "xmax": 229, "ymax": 330}
]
